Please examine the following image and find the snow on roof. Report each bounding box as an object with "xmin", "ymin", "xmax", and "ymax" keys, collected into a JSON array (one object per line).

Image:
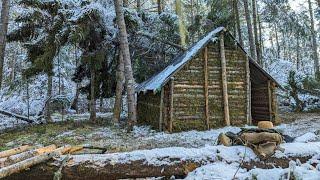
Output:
[
  {"xmin": 136, "ymin": 27, "xmax": 225, "ymax": 93},
  {"xmin": 136, "ymin": 27, "xmax": 280, "ymax": 93}
]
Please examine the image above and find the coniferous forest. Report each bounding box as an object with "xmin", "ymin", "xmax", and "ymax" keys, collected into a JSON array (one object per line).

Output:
[{"xmin": 0, "ymin": 0, "xmax": 320, "ymax": 179}]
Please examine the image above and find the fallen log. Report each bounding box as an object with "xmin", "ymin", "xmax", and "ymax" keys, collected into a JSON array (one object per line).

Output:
[
  {"xmin": 3, "ymin": 142, "xmax": 320, "ymax": 180},
  {"xmin": 0, "ymin": 145, "xmax": 57, "ymax": 168},
  {"xmin": 0, "ymin": 145, "xmax": 71, "ymax": 179},
  {"xmin": 0, "ymin": 145, "xmax": 34, "ymax": 158},
  {"xmin": 0, "ymin": 109, "xmax": 33, "ymax": 123}
]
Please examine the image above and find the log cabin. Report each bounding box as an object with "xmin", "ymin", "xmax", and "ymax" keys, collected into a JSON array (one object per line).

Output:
[{"xmin": 136, "ymin": 27, "xmax": 281, "ymax": 132}]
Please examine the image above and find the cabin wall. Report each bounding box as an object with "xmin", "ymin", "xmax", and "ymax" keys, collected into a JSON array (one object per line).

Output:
[
  {"xmin": 169, "ymin": 41, "xmax": 248, "ymax": 132},
  {"xmin": 251, "ymin": 83, "xmax": 270, "ymax": 123},
  {"xmin": 137, "ymin": 91, "xmax": 161, "ymax": 129}
]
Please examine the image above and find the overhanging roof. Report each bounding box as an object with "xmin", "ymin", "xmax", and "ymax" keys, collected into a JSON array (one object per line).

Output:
[{"xmin": 136, "ymin": 27, "xmax": 281, "ymax": 93}]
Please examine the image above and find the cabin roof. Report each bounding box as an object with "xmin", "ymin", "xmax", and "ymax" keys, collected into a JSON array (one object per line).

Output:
[{"xmin": 136, "ymin": 27, "xmax": 280, "ymax": 93}]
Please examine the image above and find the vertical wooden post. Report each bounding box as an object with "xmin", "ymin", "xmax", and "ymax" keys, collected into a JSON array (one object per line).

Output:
[
  {"xmin": 272, "ymin": 82, "xmax": 280, "ymax": 124},
  {"xmin": 203, "ymin": 47, "xmax": 210, "ymax": 129},
  {"xmin": 169, "ymin": 77, "xmax": 174, "ymax": 133},
  {"xmin": 267, "ymin": 80, "xmax": 273, "ymax": 121},
  {"xmin": 245, "ymin": 56, "xmax": 252, "ymax": 125},
  {"xmin": 219, "ymin": 33, "xmax": 230, "ymax": 126},
  {"xmin": 159, "ymin": 87, "xmax": 164, "ymax": 131}
]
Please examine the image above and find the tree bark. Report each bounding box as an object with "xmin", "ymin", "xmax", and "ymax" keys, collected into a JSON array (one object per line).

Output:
[
  {"xmin": 308, "ymin": 0, "xmax": 319, "ymax": 78},
  {"xmin": 46, "ymin": 74, "xmax": 53, "ymax": 122},
  {"xmin": 234, "ymin": 0, "xmax": 243, "ymax": 46},
  {"xmin": 175, "ymin": 0, "xmax": 187, "ymax": 47},
  {"xmin": 136, "ymin": 0, "xmax": 141, "ymax": 11},
  {"xmin": 252, "ymin": 0, "xmax": 261, "ymax": 64},
  {"xmin": 89, "ymin": 65, "xmax": 96, "ymax": 121},
  {"xmin": 274, "ymin": 24, "xmax": 280, "ymax": 58},
  {"xmin": 0, "ymin": 145, "xmax": 33, "ymax": 159},
  {"xmin": 258, "ymin": 13, "xmax": 263, "ymax": 64},
  {"xmin": 0, "ymin": 0, "xmax": 10, "ymax": 89},
  {"xmin": 114, "ymin": 0, "xmax": 137, "ymax": 130},
  {"xmin": 0, "ymin": 146, "xmax": 71, "ymax": 179},
  {"xmin": 113, "ymin": 50, "xmax": 124, "ymax": 124},
  {"xmin": 123, "ymin": 0, "xmax": 128, "ymax": 7},
  {"xmin": 243, "ymin": 0, "xmax": 257, "ymax": 60},
  {"xmin": 0, "ymin": 145, "xmax": 57, "ymax": 168},
  {"xmin": 157, "ymin": 0, "xmax": 162, "ymax": 14},
  {"xmin": 296, "ymin": 34, "xmax": 300, "ymax": 71}
]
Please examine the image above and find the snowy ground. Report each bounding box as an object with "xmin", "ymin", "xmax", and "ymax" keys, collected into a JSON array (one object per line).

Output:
[{"xmin": 1, "ymin": 112, "xmax": 320, "ymax": 179}]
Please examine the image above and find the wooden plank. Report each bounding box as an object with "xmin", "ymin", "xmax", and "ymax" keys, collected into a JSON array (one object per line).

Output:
[
  {"xmin": 203, "ymin": 47, "xmax": 210, "ymax": 129},
  {"xmin": 169, "ymin": 77, "xmax": 174, "ymax": 133},
  {"xmin": 219, "ymin": 33, "xmax": 230, "ymax": 126},
  {"xmin": 159, "ymin": 87, "xmax": 164, "ymax": 131}
]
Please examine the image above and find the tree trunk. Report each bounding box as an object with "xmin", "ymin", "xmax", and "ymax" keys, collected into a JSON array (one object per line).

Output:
[
  {"xmin": 0, "ymin": 145, "xmax": 57, "ymax": 168},
  {"xmin": 89, "ymin": 65, "xmax": 96, "ymax": 122},
  {"xmin": 157, "ymin": 0, "xmax": 162, "ymax": 14},
  {"xmin": 0, "ymin": 0, "xmax": 10, "ymax": 89},
  {"xmin": 114, "ymin": 0, "xmax": 137, "ymax": 130},
  {"xmin": 234, "ymin": 0, "xmax": 243, "ymax": 46},
  {"xmin": 252, "ymin": 0, "xmax": 261, "ymax": 64},
  {"xmin": 274, "ymin": 24, "xmax": 280, "ymax": 59},
  {"xmin": 71, "ymin": 44, "xmax": 80, "ymax": 113},
  {"xmin": 258, "ymin": 13, "xmax": 263, "ymax": 63},
  {"xmin": 3, "ymin": 144, "xmax": 318, "ymax": 180},
  {"xmin": 0, "ymin": 146, "xmax": 71, "ymax": 179},
  {"xmin": 308, "ymin": 0, "xmax": 319, "ymax": 78},
  {"xmin": 243, "ymin": 0, "xmax": 257, "ymax": 60},
  {"xmin": 0, "ymin": 145, "xmax": 33, "ymax": 159},
  {"xmin": 296, "ymin": 35, "xmax": 300, "ymax": 71},
  {"xmin": 113, "ymin": 50, "xmax": 124, "ymax": 124},
  {"xmin": 123, "ymin": 0, "xmax": 128, "ymax": 7},
  {"xmin": 136, "ymin": 0, "xmax": 141, "ymax": 11},
  {"xmin": 46, "ymin": 74, "xmax": 53, "ymax": 122},
  {"xmin": 175, "ymin": 0, "xmax": 187, "ymax": 47}
]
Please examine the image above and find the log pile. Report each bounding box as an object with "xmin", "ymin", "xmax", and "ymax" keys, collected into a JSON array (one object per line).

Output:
[{"xmin": 0, "ymin": 145, "xmax": 73, "ymax": 179}]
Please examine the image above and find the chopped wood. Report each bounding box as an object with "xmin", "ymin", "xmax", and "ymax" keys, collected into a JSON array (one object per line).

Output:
[
  {"xmin": 0, "ymin": 145, "xmax": 71, "ymax": 179},
  {"xmin": 0, "ymin": 145, "xmax": 34, "ymax": 158},
  {"xmin": 0, "ymin": 145, "xmax": 57, "ymax": 168}
]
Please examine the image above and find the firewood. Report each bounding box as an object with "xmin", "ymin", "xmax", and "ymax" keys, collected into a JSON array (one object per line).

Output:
[
  {"xmin": 0, "ymin": 145, "xmax": 57, "ymax": 168},
  {"xmin": 0, "ymin": 145, "xmax": 71, "ymax": 179},
  {"xmin": 0, "ymin": 145, "xmax": 33, "ymax": 158}
]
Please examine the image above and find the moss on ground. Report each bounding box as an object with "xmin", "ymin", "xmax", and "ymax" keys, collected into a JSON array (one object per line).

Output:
[{"xmin": 0, "ymin": 119, "xmax": 113, "ymax": 151}]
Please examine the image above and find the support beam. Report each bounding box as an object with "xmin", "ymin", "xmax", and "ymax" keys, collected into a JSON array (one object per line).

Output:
[
  {"xmin": 267, "ymin": 80, "xmax": 272, "ymax": 121},
  {"xmin": 246, "ymin": 56, "xmax": 252, "ymax": 125},
  {"xmin": 219, "ymin": 33, "xmax": 230, "ymax": 126},
  {"xmin": 203, "ymin": 47, "xmax": 209, "ymax": 129},
  {"xmin": 159, "ymin": 87, "xmax": 164, "ymax": 131},
  {"xmin": 169, "ymin": 78, "xmax": 174, "ymax": 133}
]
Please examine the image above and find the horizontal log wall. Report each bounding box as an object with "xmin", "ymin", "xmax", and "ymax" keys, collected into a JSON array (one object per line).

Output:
[
  {"xmin": 172, "ymin": 54, "xmax": 207, "ymax": 131},
  {"xmin": 251, "ymin": 83, "xmax": 270, "ymax": 123},
  {"xmin": 137, "ymin": 92, "xmax": 161, "ymax": 129},
  {"xmin": 170, "ymin": 41, "xmax": 248, "ymax": 131}
]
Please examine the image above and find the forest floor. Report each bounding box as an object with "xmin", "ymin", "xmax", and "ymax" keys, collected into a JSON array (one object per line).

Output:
[
  {"xmin": 1, "ymin": 112, "xmax": 320, "ymax": 152},
  {"xmin": 1, "ymin": 112, "xmax": 320, "ymax": 179}
]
